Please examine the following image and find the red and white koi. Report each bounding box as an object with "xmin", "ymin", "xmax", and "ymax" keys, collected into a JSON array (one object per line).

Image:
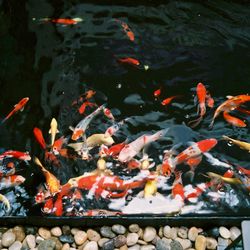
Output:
[
  {"xmin": 103, "ymin": 108, "xmax": 115, "ymax": 120},
  {"xmin": 38, "ymin": 17, "xmax": 83, "ymax": 25},
  {"xmin": 0, "ymin": 175, "xmax": 25, "ymax": 190},
  {"xmin": 0, "ymin": 151, "xmax": 31, "ymax": 161}
]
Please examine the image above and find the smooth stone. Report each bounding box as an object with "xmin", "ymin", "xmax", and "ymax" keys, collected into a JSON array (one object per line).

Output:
[
  {"xmin": 38, "ymin": 228, "xmax": 51, "ymax": 240},
  {"xmin": 86, "ymin": 229, "xmax": 100, "ymax": 242},
  {"xmin": 170, "ymin": 240, "xmax": 183, "ymax": 250},
  {"xmin": 0, "ymin": 227, "xmax": 8, "ymax": 233},
  {"xmin": 158, "ymin": 227, "xmax": 163, "ymax": 238},
  {"xmin": 62, "ymin": 226, "xmax": 71, "ymax": 235},
  {"xmin": 120, "ymin": 246, "xmax": 128, "ymax": 250},
  {"xmin": 165, "ymin": 227, "xmax": 177, "ymax": 240},
  {"xmin": 230, "ymin": 226, "xmax": 241, "ymax": 241},
  {"xmin": 206, "ymin": 237, "xmax": 218, "ymax": 250},
  {"xmin": 195, "ymin": 235, "xmax": 206, "ymax": 250},
  {"xmin": 126, "ymin": 233, "xmax": 139, "ymax": 246},
  {"xmin": 112, "ymin": 225, "xmax": 126, "ymax": 235},
  {"xmin": 71, "ymin": 228, "xmax": 80, "ymax": 235},
  {"xmin": 143, "ymin": 227, "xmax": 157, "ymax": 243},
  {"xmin": 9, "ymin": 241, "xmax": 22, "ymax": 250},
  {"xmin": 1, "ymin": 231, "xmax": 16, "ymax": 247},
  {"xmin": 102, "ymin": 239, "xmax": 115, "ymax": 250},
  {"xmin": 50, "ymin": 236, "xmax": 63, "ymax": 250},
  {"xmin": 219, "ymin": 227, "xmax": 231, "ymax": 239},
  {"xmin": 36, "ymin": 236, "xmax": 44, "ymax": 244},
  {"xmin": 25, "ymin": 227, "xmax": 37, "ymax": 235},
  {"xmin": 51, "ymin": 227, "xmax": 62, "ymax": 237},
  {"xmin": 163, "ymin": 226, "xmax": 171, "ymax": 238},
  {"xmin": 26, "ymin": 235, "xmax": 36, "ymax": 248},
  {"xmin": 141, "ymin": 245, "xmax": 156, "ymax": 250},
  {"xmin": 207, "ymin": 227, "xmax": 219, "ymax": 238},
  {"xmin": 62, "ymin": 243, "xmax": 70, "ymax": 250},
  {"xmin": 218, "ymin": 237, "xmax": 229, "ymax": 247},
  {"xmin": 129, "ymin": 224, "xmax": 140, "ymax": 233},
  {"xmin": 74, "ymin": 230, "xmax": 87, "ymax": 245},
  {"xmin": 114, "ymin": 235, "xmax": 126, "ymax": 248},
  {"xmin": 177, "ymin": 227, "xmax": 188, "ymax": 239},
  {"xmin": 83, "ymin": 241, "xmax": 98, "ymax": 250},
  {"xmin": 138, "ymin": 228, "xmax": 144, "ymax": 239},
  {"xmin": 187, "ymin": 227, "xmax": 199, "ymax": 242},
  {"xmin": 37, "ymin": 239, "xmax": 56, "ymax": 250},
  {"xmin": 98, "ymin": 238, "xmax": 109, "ymax": 247},
  {"xmin": 128, "ymin": 245, "xmax": 140, "ymax": 250},
  {"xmin": 100, "ymin": 226, "xmax": 116, "ymax": 238},
  {"xmin": 156, "ymin": 239, "xmax": 171, "ymax": 250},
  {"xmin": 59, "ymin": 235, "xmax": 74, "ymax": 244},
  {"xmin": 175, "ymin": 238, "xmax": 192, "ymax": 249},
  {"xmin": 162, "ymin": 238, "xmax": 172, "ymax": 245},
  {"xmin": 13, "ymin": 226, "xmax": 25, "ymax": 242},
  {"xmin": 138, "ymin": 239, "xmax": 147, "ymax": 245}
]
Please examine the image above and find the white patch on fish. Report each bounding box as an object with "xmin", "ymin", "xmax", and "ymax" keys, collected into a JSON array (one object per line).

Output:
[{"xmin": 204, "ymin": 152, "xmax": 231, "ymax": 168}]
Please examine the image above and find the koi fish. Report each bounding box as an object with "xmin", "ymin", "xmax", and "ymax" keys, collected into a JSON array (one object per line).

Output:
[
  {"xmin": 33, "ymin": 127, "xmax": 46, "ymax": 150},
  {"xmin": 223, "ymin": 111, "xmax": 246, "ymax": 127},
  {"xmin": 117, "ymin": 57, "xmax": 140, "ymax": 67},
  {"xmin": 78, "ymin": 101, "xmax": 97, "ymax": 115},
  {"xmin": 144, "ymin": 179, "xmax": 157, "ymax": 197},
  {"xmin": 99, "ymin": 142, "xmax": 127, "ymax": 158},
  {"xmin": 161, "ymin": 96, "xmax": 180, "ymax": 106},
  {"xmin": 39, "ymin": 17, "xmax": 83, "ymax": 25},
  {"xmin": 43, "ymin": 198, "xmax": 54, "ymax": 214},
  {"xmin": 185, "ymin": 182, "xmax": 213, "ymax": 201},
  {"xmin": 0, "ymin": 150, "xmax": 31, "ymax": 161},
  {"xmin": 49, "ymin": 118, "xmax": 59, "ymax": 147},
  {"xmin": 172, "ymin": 171, "xmax": 185, "ymax": 200},
  {"xmin": 127, "ymin": 158, "xmax": 141, "ymax": 170},
  {"xmin": 118, "ymin": 129, "xmax": 168, "ymax": 162},
  {"xmin": 207, "ymin": 172, "xmax": 242, "ymax": 185},
  {"xmin": 104, "ymin": 120, "xmax": 126, "ymax": 137},
  {"xmin": 222, "ymin": 135, "xmax": 250, "ymax": 151},
  {"xmin": 72, "ymin": 90, "xmax": 96, "ymax": 106},
  {"xmin": 236, "ymin": 107, "xmax": 250, "ymax": 115},
  {"xmin": 34, "ymin": 157, "xmax": 61, "ymax": 194},
  {"xmin": 103, "ymin": 108, "xmax": 115, "ymax": 120},
  {"xmin": 83, "ymin": 209, "xmax": 122, "ymax": 216},
  {"xmin": 1, "ymin": 97, "xmax": 29, "ymax": 124},
  {"xmin": 121, "ymin": 21, "xmax": 135, "ymax": 41},
  {"xmin": 0, "ymin": 194, "xmax": 10, "ymax": 212},
  {"xmin": 0, "ymin": 175, "xmax": 25, "ymax": 190},
  {"xmin": 206, "ymin": 91, "xmax": 214, "ymax": 108},
  {"xmin": 209, "ymin": 94, "xmax": 250, "ymax": 128},
  {"xmin": 158, "ymin": 150, "xmax": 176, "ymax": 176},
  {"xmin": 52, "ymin": 136, "xmax": 68, "ymax": 155},
  {"xmin": 154, "ymin": 89, "xmax": 161, "ymax": 98},
  {"xmin": 70, "ymin": 105, "xmax": 105, "ymax": 141}
]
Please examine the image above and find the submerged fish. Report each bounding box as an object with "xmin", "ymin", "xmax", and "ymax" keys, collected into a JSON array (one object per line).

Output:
[
  {"xmin": 49, "ymin": 118, "xmax": 59, "ymax": 147},
  {"xmin": 39, "ymin": 17, "xmax": 83, "ymax": 25},
  {"xmin": 222, "ymin": 135, "xmax": 250, "ymax": 152}
]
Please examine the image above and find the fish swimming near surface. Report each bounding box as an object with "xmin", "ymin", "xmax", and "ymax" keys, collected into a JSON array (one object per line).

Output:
[
  {"xmin": 33, "ymin": 127, "xmax": 47, "ymax": 150},
  {"xmin": 38, "ymin": 17, "xmax": 83, "ymax": 25},
  {"xmin": 223, "ymin": 112, "xmax": 247, "ymax": 127},
  {"xmin": 1, "ymin": 97, "xmax": 29, "ymax": 124},
  {"xmin": 222, "ymin": 135, "xmax": 250, "ymax": 152},
  {"xmin": 117, "ymin": 57, "xmax": 140, "ymax": 67},
  {"xmin": 49, "ymin": 118, "xmax": 59, "ymax": 147}
]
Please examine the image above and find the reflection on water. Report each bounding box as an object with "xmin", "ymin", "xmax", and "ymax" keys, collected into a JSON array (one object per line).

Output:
[{"xmin": 0, "ymin": 0, "xmax": 250, "ymax": 216}]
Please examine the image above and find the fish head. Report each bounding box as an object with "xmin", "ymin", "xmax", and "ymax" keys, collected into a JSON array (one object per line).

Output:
[
  {"xmin": 198, "ymin": 139, "xmax": 217, "ymax": 153},
  {"xmin": 71, "ymin": 129, "xmax": 84, "ymax": 141}
]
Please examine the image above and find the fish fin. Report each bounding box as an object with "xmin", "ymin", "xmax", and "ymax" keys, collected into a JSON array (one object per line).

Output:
[
  {"xmin": 185, "ymin": 170, "xmax": 195, "ymax": 182},
  {"xmin": 188, "ymin": 116, "xmax": 202, "ymax": 128},
  {"xmin": 69, "ymin": 126, "xmax": 74, "ymax": 131}
]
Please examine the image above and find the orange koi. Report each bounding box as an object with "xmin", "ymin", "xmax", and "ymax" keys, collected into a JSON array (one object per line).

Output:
[
  {"xmin": 52, "ymin": 136, "xmax": 67, "ymax": 154},
  {"xmin": 117, "ymin": 57, "xmax": 140, "ymax": 67},
  {"xmin": 223, "ymin": 111, "xmax": 246, "ymax": 127},
  {"xmin": 238, "ymin": 166, "xmax": 250, "ymax": 176},
  {"xmin": 33, "ymin": 127, "xmax": 46, "ymax": 150},
  {"xmin": 121, "ymin": 22, "xmax": 135, "ymax": 41},
  {"xmin": 34, "ymin": 157, "xmax": 61, "ymax": 194},
  {"xmin": 161, "ymin": 96, "xmax": 179, "ymax": 106},
  {"xmin": 40, "ymin": 17, "xmax": 83, "ymax": 25},
  {"xmin": 99, "ymin": 142, "xmax": 126, "ymax": 157},
  {"xmin": 2, "ymin": 97, "xmax": 29, "ymax": 124},
  {"xmin": 154, "ymin": 88, "xmax": 161, "ymax": 98},
  {"xmin": 43, "ymin": 198, "xmax": 54, "ymax": 214},
  {"xmin": 209, "ymin": 94, "xmax": 250, "ymax": 128},
  {"xmin": 0, "ymin": 150, "xmax": 31, "ymax": 161},
  {"xmin": 127, "ymin": 159, "xmax": 141, "ymax": 170},
  {"xmin": 78, "ymin": 101, "xmax": 97, "ymax": 114},
  {"xmin": 236, "ymin": 107, "xmax": 250, "ymax": 115},
  {"xmin": 206, "ymin": 91, "xmax": 214, "ymax": 108}
]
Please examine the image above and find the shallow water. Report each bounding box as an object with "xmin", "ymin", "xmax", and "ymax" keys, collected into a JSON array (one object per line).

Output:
[{"xmin": 1, "ymin": 0, "xmax": 250, "ymax": 216}]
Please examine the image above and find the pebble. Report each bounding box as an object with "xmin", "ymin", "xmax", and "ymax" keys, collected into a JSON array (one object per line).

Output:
[
  {"xmin": 195, "ymin": 235, "xmax": 206, "ymax": 250},
  {"xmin": 162, "ymin": 237, "xmax": 172, "ymax": 245},
  {"xmin": 128, "ymin": 245, "xmax": 140, "ymax": 250},
  {"xmin": 120, "ymin": 245, "xmax": 128, "ymax": 250},
  {"xmin": 74, "ymin": 230, "xmax": 87, "ymax": 245},
  {"xmin": 36, "ymin": 236, "xmax": 44, "ymax": 244},
  {"xmin": 112, "ymin": 224, "xmax": 126, "ymax": 235},
  {"xmin": 100, "ymin": 226, "xmax": 116, "ymax": 238},
  {"xmin": 164, "ymin": 226, "xmax": 177, "ymax": 240},
  {"xmin": 229, "ymin": 226, "xmax": 241, "ymax": 241},
  {"xmin": 175, "ymin": 238, "xmax": 192, "ymax": 249},
  {"xmin": 38, "ymin": 227, "xmax": 51, "ymax": 240},
  {"xmin": 62, "ymin": 243, "xmax": 70, "ymax": 250},
  {"xmin": 50, "ymin": 236, "xmax": 63, "ymax": 250},
  {"xmin": 59, "ymin": 235, "xmax": 74, "ymax": 244},
  {"xmin": 102, "ymin": 239, "xmax": 115, "ymax": 250},
  {"xmin": 83, "ymin": 241, "xmax": 98, "ymax": 250},
  {"xmin": 9, "ymin": 241, "xmax": 22, "ymax": 250},
  {"xmin": 51, "ymin": 227, "xmax": 62, "ymax": 237},
  {"xmin": 12, "ymin": 226, "xmax": 25, "ymax": 242},
  {"xmin": 143, "ymin": 227, "xmax": 157, "ymax": 243},
  {"xmin": 26, "ymin": 234, "xmax": 36, "ymax": 248},
  {"xmin": 156, "ymin": 239, "xmax": 171, "ymax": 250},
  {"xmin": 141, "ymin": 245, "xmax": 155, "ymax": 250},
  {"xmin": 62, "ymin": 226, "xmax": 71, "ymax": 235},
  {"xmin": 71, "ymin": 228, "xmax": 79, "ymax": 235},
  {"xmin": 206, "ymin": 237, "xmax": 218, "ymax": 250},
  {"xmin": 1, "ymin": 231, "xmax": 16, "ymax": 247},
  {"xmin": 219, "ymin": 227, "xmax": 231, "ymax": 239},
  {"xmin": 138, "ymin": 228, "xmax": 144, "ymax": 239},
  {"xmin": 86, "ymin": 229, "xmax": 100, "ymax": 242},
  {"xmin": 25, "ymin": 227, "xmax": 37, "ymax": 235},
  {"xmin": 170, "ymin": 240, "xmax": 183, "ymax": 250},
  {"xmin": 177, "ymin": 227, "xmax": 188, "ymax": 239},
  {"xmin": 187, "ymin": 227, "xmax": 199, "ymax": 242},
  {"xmin": 98, "ymin": 238, "xmax": 109, "ymax": 247},
  {"xmin": 138, "ymin": 239, "xmax": 147, "ymax": 245},
  {"xmin": 37, "ymin": 239, "xmax": 56, "ymax": 250},
  {"xmin": 218, "ymin": 237, "xmax": 229, "ymax": 247},
  {"xmin": 207, "ymin": 228, "xmax": 220, "ymax": 238},
  {"xmin": 158, "ymin": 227, "xmax": 163, "ymax": 238},
  {"xmin": 113, "ymin": 235, "xmax": 126, "ymax": 247},
  {"xmin": 126, "ymin": 233, "xmax": 139, "ymax": 246},
  {"xmin": 129, "ymin": 224, "xmax": 140, "ymax": 233}
]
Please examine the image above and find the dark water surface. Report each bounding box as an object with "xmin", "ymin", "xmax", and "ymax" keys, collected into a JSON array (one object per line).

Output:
[{"xmin": 1, "ymin": 0, "xmax": 250, "ymax": 216}]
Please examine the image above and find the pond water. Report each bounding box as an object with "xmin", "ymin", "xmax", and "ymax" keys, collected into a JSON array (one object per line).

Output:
[{"xmin": 1, "ymin": 0, "xmax": 250, "ymax": 217}]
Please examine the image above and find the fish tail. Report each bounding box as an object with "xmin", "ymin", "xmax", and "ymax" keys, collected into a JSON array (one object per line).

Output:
[
  {"xmin": 1, "ymin": 110, "xmax": 15, "ymax": 124},
  {"xmin": 188, "ymin": 116, "xmax": 202, "ymax": 128},
  {"xmin": 208, "ymin": 119, "xmax": 215, "ymax": 129},
  {"xmin": 222, "ymin": 135, "xmax": 231, "ymax": 141}
]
